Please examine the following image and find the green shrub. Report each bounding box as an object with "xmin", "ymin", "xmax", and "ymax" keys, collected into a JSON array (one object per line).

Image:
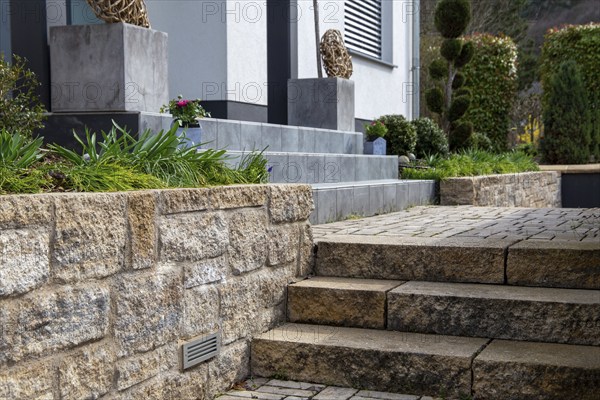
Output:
[
  {"xmin": 412, "ymin": 118, "xmax": 449, "ymax": 157},
  {"xmin": 448, "ymin": 96, "xmax": 470, "ymax": 122},
  {"xmin": 434, "ymin": 0, "xmax": 472, "ymax": 39},
  {"xmin": 376, "ymin": 115, "xmax": 417, "ymax": 156},
  {"xmin": 461, "ymin": 33, "xmax": 518, "ymax": 152},
  {"xmin": 429, "ymin": 59, "xmax": 447, "ymax": 80},
  {"xmin": 540, "ymin": 23, "xmax": 600, "ymax": 158},
  {"xmin": 449, "ymin": 121, "xmax": 473, "ymax": 151},
  {"xmin": 467, "ymin": 132, "xmax": 493, "ymax": 151},
  {"xmin": 0, "ymin": 55, "xmax": 46, "ymax": 137},
  {"xmin": 441, "ymin": 39, "xmax": 462, "ymax": 61},
  {"xmin": 540, "ymin": 60, "xmax": 592, "ymax": 164}
]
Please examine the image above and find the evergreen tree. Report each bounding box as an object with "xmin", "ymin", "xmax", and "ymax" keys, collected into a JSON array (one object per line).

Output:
[{"xmin": 541, "ymin": 60, "xmax": 592, "ymax": 164}]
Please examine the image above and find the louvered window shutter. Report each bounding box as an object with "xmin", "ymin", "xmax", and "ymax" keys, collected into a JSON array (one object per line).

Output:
[{"xmin": 344, "ymin": 0, "xmax": 383, "ymax": 59}]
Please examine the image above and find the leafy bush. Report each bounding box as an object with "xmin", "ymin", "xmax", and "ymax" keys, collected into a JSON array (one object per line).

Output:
[
  {"xmin": 540, "ymin": 23, "xmax": 600, "ymax": 159},
  {"xmin": 461, "ymin": 34, "xmax": 518, "ymax": 152},
  {"xmin": 401, "ymin": 149, "xmax": 539, "ymax": 180},
  {"xmin": 467, "ymin": 132, "xmax": 493, "ymax": 152},
  {"xmin": 412, "ymin": 118, "xmax": 449, "ymax": 157},
  {"xmin": 540, "ymin": 60, "xmax": 592, "ymax": 164},
  {"xmin": 0, "ymin": 55, "xmax": 46, "ymax": 137},
  {"xmin": 434, "ymin": 0, "xmax": 472, "ymax": 39},
  {"xmin": 376, "ymin": 115, "xmax": 417, "ymax": 156},
  {"xmin": 364, "ymin": 121, "xmax": 388, "ymax": 141}
]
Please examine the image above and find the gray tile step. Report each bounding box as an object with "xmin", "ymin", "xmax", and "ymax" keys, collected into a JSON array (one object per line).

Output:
[
  {"xmin": 287, "ymin": 277, "xmax": 404, "ymax": 329},
  {"xmin": 251, "ymin": 323, "xmax": 487, "ymax": 398},
  {"xmin": 193, "ymin": 119, "xmax": 364, "ymax": 155},
  {"xmin": 314, "ymin": 235, "xmax": 513, "ymax": 284},
  {"xmin": 387, "ymin": 281, "xmax": 600, "ymax": 346},
  {"xmin": 310, "ymin": 180, "xmax": 436, "ymax": 225},
  {"xmin": 225, "ymin": 151, "xmax": 399, "ymax": 184},
  {"xmin": 472, "ymin": 340, "xmax": 600, "ymax": 400}
]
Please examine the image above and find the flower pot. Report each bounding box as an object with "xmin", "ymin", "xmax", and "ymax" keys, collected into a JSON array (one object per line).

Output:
[
  {"xmin": 176, "ymin": 124, "xmax": 202, "ymax": 148},
  {"xmin": 364, "ymin": 137, "xmax": 386, "ymax": 155}
]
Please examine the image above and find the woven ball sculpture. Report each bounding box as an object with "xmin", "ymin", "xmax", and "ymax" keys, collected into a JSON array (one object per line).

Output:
[
  {"xmin": 320, "ymin": 29, "xmax": 353, "ymax": 79},
  {"xmin": 86, "ymin": 0, "xmax": 150, "ymax": 28}
]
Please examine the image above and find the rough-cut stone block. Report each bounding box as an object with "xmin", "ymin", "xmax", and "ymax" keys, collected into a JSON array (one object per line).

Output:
[
  {"xmin": 113, "ymin": 267, "xmax": 182, "ymax": 357},
  {"xmin": 0, "ymin": 194, "xmax": 52, "ymax": 229},
  {"xmin": 52, "ymin": 193, "xmax": 127, "ymax": 283},
  {"xmin": 49, "ymin": 23, "xmax": 168, "ymax": 112},
  {"xmin": 316, "ymin": 235, "xmax": 510, "ymax": 284},
  {"xmin": 473, "ymin": 340, "xmax": 600, "ymax": 400},
  {"xmin": 207, "ymin": 340, "xmax": 250, "ymax": 398},
  {"xmin": 127, "ymin": 191, "xmax": 157, "ymax": 270},
  {"xmin": 288, "ymin": 277, "xmax": 403, "ymax": 329},
  {"xmin": 58, "ymin": 343, "xmax": 115, "ymax": 399},
  {"xmin": 183, "ymin": 285, "xmax": 220, "ymax": 339},
  {"xmin": 114, "ymin": 368, "xmax": 208, "ymax": 400},
  {"xmin": 0, "ymin": 360, "xmax": 54, "ymax": 399},
  {"xmin": 269, "ymin": 185, "xmax": 314, "ymax": 223},
  {"xmin": 507, "ymin": 240, "xmax": 600, "ymax": 289},
  {"xmin": 3, "ymin": 284, "xmax": 109, "ymax": 363},
  {"xmin": 298, "ymin": 223, "xmax": 314, "ymax": 277},
  {"xmin": 0, "ymin": 228, "xmax": 49, "ymax": 297},
  {"xmin": 267, "ymin": 224, "xmax": 299, "ymax": 267},
  {"xmin": 209, "ymin": 185, "xmax": 268, "ymax": 209},
  {"xmin": 252, "ymin": 324, "xmax": 487, "ymax": 398},
  {"xmin": 439, "ymin": 178, "xmax": 474, "ymax": 205},
  {"xmin": 116, "ymin": 345, "xmax": 174, "ymax": 391},
  {"xmin": 388, "ymin": 281, "xmax": 600, "ymax": 345},
  {"xmin": 184, "ymin": 256, "xmax": 228, "ymax": 288},
  {"xmin": 159, "ymin": 211, "xmax": 229, "ymax": 262},
  {"xmin": 228, "ymin": 209, "xmax": 268, "ymax": 275},
  {"xmin": 159, "ymin": 188, "xmax": 210, "ymax": 214}
]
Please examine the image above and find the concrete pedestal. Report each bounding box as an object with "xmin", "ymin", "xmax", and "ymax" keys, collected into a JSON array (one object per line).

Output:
[
  {"xmin": 288, "ymin": 78, "xmax": 355, "ymax": 132},
  {"xmin": 49, "ymin": 23, "xmax": 168, "ymax": 113}
]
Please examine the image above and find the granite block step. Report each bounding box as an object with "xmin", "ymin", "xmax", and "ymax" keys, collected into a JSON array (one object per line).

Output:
[
  {"xmin": 315, "ymin": 235, "xmax": 513, "ymax": 284},
  {"xmin": 287, "ymin": 277, "xmax": 404, "ymax": 329},
  {"xmin": 251, "ymin": 323, "xmax": 487, "ymax": 399},
  {"xmin": 472, "ymin": 340, "xmax": 600, "ymax": 400},
  {"xmin": 387, "ymin": 281, "xmax": 600, "ymax": 346}
]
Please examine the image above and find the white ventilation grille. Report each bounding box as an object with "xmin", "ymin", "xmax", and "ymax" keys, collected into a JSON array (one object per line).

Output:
[
  {"xmin": 182, "ymin": 333, "xmax": 220, "ymax": 370},
  {"xmin": 344, "ymin": 0, "xmax": 383, "ymax": 59}
]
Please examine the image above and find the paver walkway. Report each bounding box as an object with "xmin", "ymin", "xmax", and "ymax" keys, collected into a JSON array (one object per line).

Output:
[
  {"xmin": 218, "ymin": 378, "xmax": 440, "ymax": 400},
  {"xmin": 313, "ymin": 206, "xmax": 600, "ymax": 243}
]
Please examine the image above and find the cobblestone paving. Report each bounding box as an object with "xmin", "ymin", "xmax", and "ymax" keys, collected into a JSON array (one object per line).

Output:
[
  {"xmin": 218, "ymin": 378, "xmax": 440, "ymax": 400},
  {"xmin": 313, "ymin": 206, "xmax": 600, "ymax": 244}
]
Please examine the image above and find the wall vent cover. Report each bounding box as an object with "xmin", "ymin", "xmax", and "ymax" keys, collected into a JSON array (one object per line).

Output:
[{"xmin": 182, "ymin": 332, "xmax": 220, "ymax": 370}]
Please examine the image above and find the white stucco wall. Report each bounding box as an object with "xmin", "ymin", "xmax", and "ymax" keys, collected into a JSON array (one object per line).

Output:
[{"xmin": 292, "ymin": 0, "xmax": 415, "ymax": 121}]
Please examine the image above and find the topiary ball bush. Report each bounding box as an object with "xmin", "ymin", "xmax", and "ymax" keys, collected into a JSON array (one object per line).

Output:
[
  {"xmin": 455, "ymin": 41, "xmax": 475, "ymax": 68},
  {"xmin": 448, "ymin": 96, "xmax": 471, "ymax": 122},
  {"xmin": 454, "ymin": 87, "xmax": 472, "ymax": 98},
  {"xmin": 452, "ymin": 72, "xmax": 466, "ymax": 89},
  {"xmin": 376, "ymin": 115, "xmax": 417, "ymax": 157},
  {"xmin": 467, "ymin": 132, "xmax": 494, "ymax": 151},
  {"xmin": 449, "ymin": 121, "xmax": 473, "ymax": 151},
  {"xmin": 425, "ymin": 87, "xmax": 445, "ymax": 114},
  {"xmin": 412, "ymin": 118, "xmax": 449, "ymax": 158},
  {"xmin": 429, "ymin": 59, "xmax": 448, "ymax": 80},
  {"xmin": 434, "ymin": 0, "xmax": 471, "ymax": 39},
  {"xmin": 441, "ymin": 39, "xmax": 463, "ymax": 62}
]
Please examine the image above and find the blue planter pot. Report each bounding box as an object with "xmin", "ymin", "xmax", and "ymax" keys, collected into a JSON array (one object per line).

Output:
[{"xmin": 364, "ymin": 137, "xmax": 386, "ymax": 155}]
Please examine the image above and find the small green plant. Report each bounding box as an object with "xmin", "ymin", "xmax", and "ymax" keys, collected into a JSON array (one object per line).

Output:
[
  {"xmin": 375, "ymin": 115, "xmax": 417, "ymax": 156},
  {"xmin": 466, "ymin": 132, "xmax": 493, "ymax": 152},
  {"xmin": 364, "ymin": 120, "xmax": 388, "ymax": 141},
  {"xmin": 0, "ymin": 54, "xmax": 46, "ymax": 137},
  {"xmin": 160, "ymin": 95, "xmax": 210, "ymax": 127},
  {"xmin": 411, "ymin": 118, "xmax": 449, "ymax": 158},
  {"xmin": 425, "ymin": 0, "xmax": 474, "ymax": 150},
  {"xmin": 540, "ymin": 60, "xmax": 592, "ymax": 164}
]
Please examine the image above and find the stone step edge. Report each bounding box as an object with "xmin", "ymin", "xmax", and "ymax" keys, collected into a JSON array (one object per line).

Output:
[
  {"xmin": 252, "ymin": 323, "xmax": 600, "ymax": 399},
  {"xmin": 314, "ymin": 235, "xmax": 600, "ymax": 289}
]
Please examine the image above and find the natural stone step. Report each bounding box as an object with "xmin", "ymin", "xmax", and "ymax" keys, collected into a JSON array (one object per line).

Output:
[
  {"xmin": 315, "ymin": 235, "xmax": 514, "ymax": 284},
  {"xmin": 472, "ymin": 340, "xmax": 600, "ymax": 400},
  {"xmin": 507, "ymin": 240, "xmax": 600, "ymax": 289},
  {"xmin": 288, "ymin": 277, "xmax": 403, "ymax": 329},
  {"xmin": 387, "ymin": 281, "xmax": 600, "ymax": 346},
  {"xmin": 251, "ymin": 323, "xmax": 488, "ymax": 399}
]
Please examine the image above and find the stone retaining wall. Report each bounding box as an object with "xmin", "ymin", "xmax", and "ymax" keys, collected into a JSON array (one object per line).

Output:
[
  {"xmin": 0, "ymin": 185, "xmax": 314, "ymax": 399},
  {"xmin": 440, "ymin": 171, "xmax": 561, "ymax": 207}
]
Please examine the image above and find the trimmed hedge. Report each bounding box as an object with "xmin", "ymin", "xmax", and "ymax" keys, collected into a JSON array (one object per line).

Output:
[
  {"xmin": 461, "ymin": 33, "xmax": 518, "ymax": 152},
  {"xmin": 376, "ymin": 115, "xmax": 417, "ymax": 157},
  {"xmin": 540, "ymin": 23, "xmax": 600, "ymax": 160}
]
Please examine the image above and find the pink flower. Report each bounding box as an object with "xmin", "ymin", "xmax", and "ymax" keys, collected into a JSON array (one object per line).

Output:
[{"xmin": 176, "ymin": 100, "xmax": 189, "ymax": 107}]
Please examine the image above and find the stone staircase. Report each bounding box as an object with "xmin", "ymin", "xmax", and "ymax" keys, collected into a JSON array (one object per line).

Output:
[
  {"xmin": 250, "ymin": 235, "xmax": 600, "ymax": 400},
  {"xmin": 195, "ymin": 118, "xmax": 436, "ymax": 224}
]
